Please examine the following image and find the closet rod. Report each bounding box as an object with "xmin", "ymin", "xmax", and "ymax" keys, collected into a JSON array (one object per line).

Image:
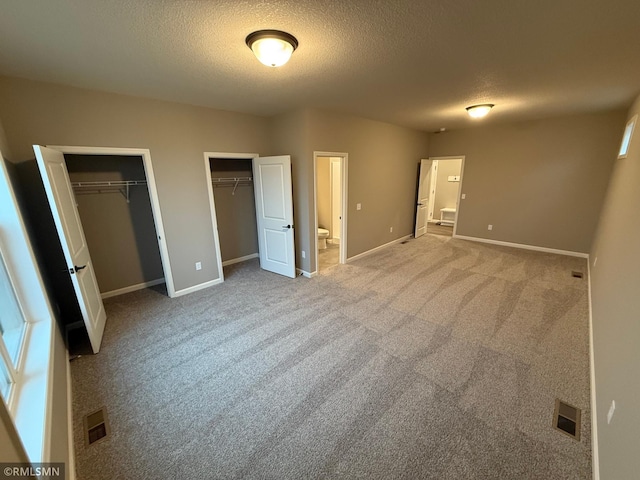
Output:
[
  {"xmin": 71, "ymin": 180, "xmax": 147, "ymax": 203},
  {"xmin": 211, "ymin": 176, "xmax": 253, "ymax": 196}
]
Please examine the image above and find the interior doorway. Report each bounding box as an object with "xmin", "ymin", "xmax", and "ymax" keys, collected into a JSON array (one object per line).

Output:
[
  {"xmin": 30, "ymin": 145, "xmax": 174, "ymax": 354},
  {"xmin": 313, "ymin": 152, "xmax": 348, "ymax": 273},
  {"xmin": 204, "ymin": 152, "xmax": 296, "ymax": 281},
  {"xmin": 415, "ymin": 156, "xmax": 465, "ymax": 238},
  {"xmin": 205, "ymin": 153, "xmax": 259, "ymax": 281}
]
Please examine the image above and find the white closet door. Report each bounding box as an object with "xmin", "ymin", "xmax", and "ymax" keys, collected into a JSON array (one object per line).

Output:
[
  {"xmin": 33, "ymin": 145, "xmax": 106, "ymax": 353},
  {"xmin": 253, "ymin": 155, "xmax": 296, "ymax": 278}
]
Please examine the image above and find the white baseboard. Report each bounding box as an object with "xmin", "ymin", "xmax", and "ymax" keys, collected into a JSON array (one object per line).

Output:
[
  {"xmin": 296, "ymin": 268, "xmax": 316, "ymax": 278},
  {"xmin": 347, "ymin": 235, "xmax": 412, "ymax": 263},
  {"xmin": 66, "ymin": 355, "xmax": 76, "ymax": 480},
  {"xmin": 172, "ymin": 278, "xmax": 223, "ymax": 297},
  {"xmin": 101, "ymin": 278, "xmax": 165, "ymax": 299},
  {"xmin": 222, "ymin": 253, "xmax": 259, "ymax": 267},
  {"xmin": 453, "ymin": 234, "xmax": 589, "ymax": 258},
  {"xmin": 587, "ymin": 260, "xmax": 600, "ymax": 480}
]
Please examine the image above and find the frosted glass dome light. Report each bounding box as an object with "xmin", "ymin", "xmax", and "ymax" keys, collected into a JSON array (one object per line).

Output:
[
  {"xmin": 246, "ymin": 30, "xmax": 298, "ymax": 67},
  {"xmin": 466, "ymin": 104, "xmax": 495, "ymax": 118}
]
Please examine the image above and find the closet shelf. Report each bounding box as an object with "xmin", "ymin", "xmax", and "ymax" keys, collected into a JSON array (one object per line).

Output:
[
  {"xmin": 211, "ymin": 176, "xmax": 253, "ymax": 195},
  {"xmin": 71, "ymin": 180, "xmax": 147, "ymax": 203}
]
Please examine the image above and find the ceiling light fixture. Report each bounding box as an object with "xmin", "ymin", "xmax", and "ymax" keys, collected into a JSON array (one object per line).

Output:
[
  {"xmin": 466, "ymin": 104, "xmax": 494, "ymax": 118},
  {"xmin": 246, "ymin": 30, "xmax": 298, "ymax": 67}
]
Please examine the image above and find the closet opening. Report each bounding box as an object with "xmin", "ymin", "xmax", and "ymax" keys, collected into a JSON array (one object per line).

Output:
[
  {"xmin": 205, "ymin": 153, "xmax": 259, "ymax": 281},
  {"xmin": 64, "ymin": 154, "xmax": 167, "ymax": 297}
]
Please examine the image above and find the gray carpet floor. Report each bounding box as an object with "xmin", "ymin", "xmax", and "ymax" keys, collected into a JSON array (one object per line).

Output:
[{"xmin": 71, "ymin": 234, "xmax": 592, "ymax": 479}]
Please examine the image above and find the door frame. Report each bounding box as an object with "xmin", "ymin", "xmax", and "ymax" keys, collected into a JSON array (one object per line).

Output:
[
  {"xmin": 48, "ymin": 145, "xmax": 176, "ymax": 297},
  {"xmin": 203, "ymin": 152, "xmax": 259, "ymax": 284},
  {"xmin": 414, "ymin": 158, "xmax": 433, "ymax": 239},
  {"xmin": 427, "ymin": 155, "xmax": 466, "ymax": 237},
  {"xmin": 313, "ymin": 151, "xmax": 349, "ymax": 273}
]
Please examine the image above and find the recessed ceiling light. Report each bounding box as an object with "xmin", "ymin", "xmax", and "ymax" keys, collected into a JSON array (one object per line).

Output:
[
  {"xmin": 466, "ymin": 104, "xmax": 494, "ymax": 118},
  {"xmin": 246, "ymin": 30, "xmax": 298, "ymax": 67}
]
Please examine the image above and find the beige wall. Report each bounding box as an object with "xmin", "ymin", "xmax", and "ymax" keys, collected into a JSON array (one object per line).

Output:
[
  {"xmin": 307, "ymin": 110, "xmax": 429, "ymax": 266},
  {"xmin": 0, "ymin": 76, "xmax": 272, "ymax": 292},
  {"xmin": 432, "ymin": 158, "xmax": 462, "ymax": 218},
  {"xmin": 270, "ymin": 109, "xmax": 312, "ymax": 271},
  {"xmin": 0, "ymin": 116, "xmax": 11, "ymax": 159},
  {"xmin": 590, "ymin": 95, "xmax": 640, "ymax": 479},
  {"xmin": 209, "ymin": 158, "xmax": 258, "ymax": 262},
  {"xmin": 429, "ymin": 110, "xmax": 626, "ymax": 253},
  {"xmin": 316, "ymin": 156, "xmax": 331, "ymax": 232},
  {"xmin": 65, "ymin": 154, "xmax": 164, "ymax": 294}
]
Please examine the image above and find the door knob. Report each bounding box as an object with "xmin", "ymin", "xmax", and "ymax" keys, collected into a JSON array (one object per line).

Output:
[
  {"xmin": 74, "ymin": 264, "xmax": 87, "ymax": 273},
  {"xmin": 282, "ymin": 224, "xmax": 292, "ymax": 229}
]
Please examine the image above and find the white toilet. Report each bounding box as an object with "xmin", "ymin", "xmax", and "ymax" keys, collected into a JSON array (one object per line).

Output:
[{"xmin": 318, "ymin": 228, "xmax": 330, "ymax": 250}]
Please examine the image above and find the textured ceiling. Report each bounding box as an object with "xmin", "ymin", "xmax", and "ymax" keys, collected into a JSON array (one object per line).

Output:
[{"xmin": 1, "ymin": 0, "xmax": 639, "ymax": 131}]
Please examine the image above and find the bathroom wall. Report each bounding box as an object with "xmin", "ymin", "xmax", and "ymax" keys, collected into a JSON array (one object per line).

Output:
[
  {"xmin": 432, "ymin": 158, "xmax": 462, "ymax": 220},
  {"xmin": 316, "ymin": 156, "xmax": 331, "ymax": 233}
]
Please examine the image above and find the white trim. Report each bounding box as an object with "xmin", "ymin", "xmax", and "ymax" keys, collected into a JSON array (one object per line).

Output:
[
  {"xmin": 587, "ymin": 260, "xmax": 600, "ymax": 480},
  {"xmin": 66, "ymin": 355, "xmax": 76, "ymax": 480},
  {"xmin": 428, "ymin": 156, "xmax": 465, "ymax": 237},
  {"xmin": 618, "ymin": 114, "xmax": 637, "ymax": 159},
  {"xmin": 296, "ymin": 268, "xmax": 316, "ymax": 278},
  {"xmin": 222, "ymin": 253, "xmax": 259, "ymax": 267},
  {"xmin": 46, "ymin": 145, "xmax": 176, "ymax": 297},
  {"xmin": 100, "ymin": 278, "xmax": 165, "ymax": 299},
  {"xmin": 203, "ymin": 152, "xmax": 260, "ymax": 285},
  {"xmin": 346, "ymin": 235, "xmax": 412, "ymax": 263},
  {"xmin": 313, "ymin": 152, "xmax": 349, "ymax": 272},
  {"xmin": 172, "ymin": 278, "xmax": 223, "ymax": 297},
  {"xmin": 453, "ymin": 234, "xmax": 589, "ymax": 258},
  {"xmin": 0, "ymin": 152, "xmax": 58, "ymax": 463}
]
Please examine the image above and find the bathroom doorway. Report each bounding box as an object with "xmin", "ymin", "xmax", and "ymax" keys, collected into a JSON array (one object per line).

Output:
[
  {"xmin": 313, "ymin": 152, "xmax": 348, "ymax": 273},
  {"xmin": 425, "ymin": 156, "xmax": 464, "ymax": 237}
]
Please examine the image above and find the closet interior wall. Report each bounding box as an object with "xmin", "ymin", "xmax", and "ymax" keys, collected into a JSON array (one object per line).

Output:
[
  {"xmin": 65, "ymin": 154, "xmax": 164, "ymax": 295},
  {"xmin": 210, "ymin": 158, "xmax": 258, "ymax": 263}
]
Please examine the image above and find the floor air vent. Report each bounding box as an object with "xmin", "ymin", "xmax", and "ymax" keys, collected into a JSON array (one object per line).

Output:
[
  {"xmin": 84, "ymin": 408, "xmax": 110, "ymax": 446},
  {"xmin": 571, "ymin": 271, "xmax": 584, "ymax": 279},
  {"xmin": 553, "ymin": 399, "xmax": 581, "ymax": 440}
]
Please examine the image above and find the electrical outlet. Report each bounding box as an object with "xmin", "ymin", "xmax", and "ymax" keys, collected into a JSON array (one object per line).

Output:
[
  {"xmin": 488, "ymin": 224, "xmax": 493, "ymax": 231},
  {"xmin": 301, "ymin": 251, "xmax": 306, "ymax": 259},
  {"xmin": 356, "ymin": 203, "xmax": 362, "ymax": 211},
  {"xmin": 390, "ymin": 227, "xmax": 393, "ymax": 233},
  {"xmin": 607, "ymin": 400, "xmax": 616, "ymax": 424},
  {"xmin": 461, "ymin": 193, "xmax": 466, "ymax": 199},
  {"xmin": 195, "ymin": 262, "xmax": 202, "ymax": 271}
]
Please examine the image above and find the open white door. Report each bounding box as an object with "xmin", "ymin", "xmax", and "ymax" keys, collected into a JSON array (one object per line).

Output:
[
  {"xmin": 414, "ymin": 159, "xmax": 433, "ymax": 238},
  {"xmin": 253, "ymin": 155, "xmax": 296, "ymax": 278},
  {"xmin": 33, "ymin": 146, "xmax": 106, "ymax": 353}
]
